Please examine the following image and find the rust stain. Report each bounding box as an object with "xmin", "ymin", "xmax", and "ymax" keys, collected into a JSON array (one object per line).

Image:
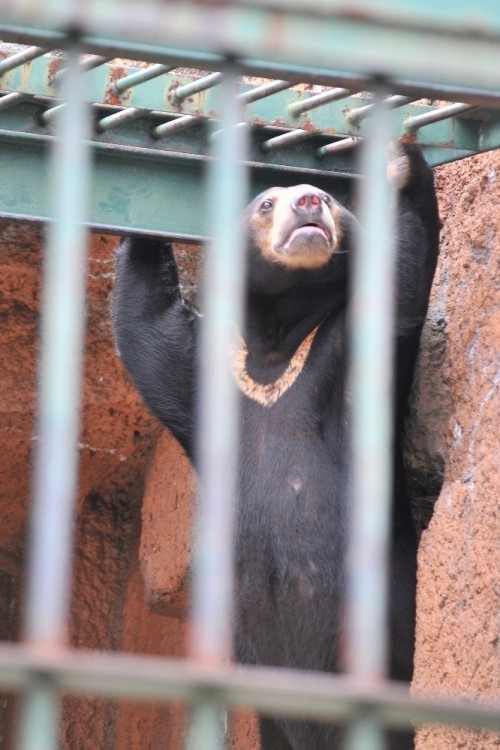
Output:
[
  {"xmin": 271, "ymin": 118, "xmax": 289, "ymax": 129},
  {"xmin": 47, "ymin": 57, "xmax": 63, "ymax": 88},
  {"xmin": 105, "ymin": 66, "xmax": 129, "ymax": 107},
  {"xmin": 301, "ymin": 121, "xmax": 320, "ymax": 133},
  {"xmin": 167, "ymin": 80, "xmax": 185, "ymax": 114}
]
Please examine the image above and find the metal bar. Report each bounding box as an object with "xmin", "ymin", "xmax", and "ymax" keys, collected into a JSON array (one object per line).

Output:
[
  {"xmin": 260, "ymin": 128, "xmax": 314, "ymax": 152},
  {"xmin": 0, "ymin": 645, "xmax": 499, "ymax": 733},
  {"xmin": 316, "ymin": 136, "xmax": 361, "ymax": 157},
  {"xmin": 54, "ymin": 54, "xmax": 110, "ymax": 83},
  {"xmin": 21, "ymin": 36, "xmax": 92, "ymax": 750},
  {"xmin": 18, "ymin": 676, "xmax": 59, "ymax": 750},
  {"xmin": 24, "ymin": 40, "xmax": 92, "ymax": 647},
  {"xmin": 0, "ymin": 51, "xmax": 496, "ymax": 147},
  {"xmin": 174, "ymin": 72, "xmax": 224, "ymax": 102},
  {"xmin": 287, "ymin": 87, "xmax": 350, "ymax": 116},
  {"xmin": 346, "ymin": 80, "xmax": 396, "ymax": 750},
  {"xmin": 406, "ymin": 102, "xmax": 477, "ymax": 131},
  {"xmin": 191, "ymin": 60, "xmax": 247, "ymax": 665},
  {"xmin": 0, "ymin": 91, "xmax": 29, "ymax": 110},
  {"xmin": 151, "ymin": 114, "xmax": 199, "ymax": 138},
  {"xmin": 1, "ymin": 25, "xmax": 500, "ymax": 107},
  {"xmin": 96, "ymin": 106, "xmax": 145, "ymax": 132},
  {"xmin": 188, "ymin": 57, "xmax": 248, "ymax": 750},
  {"xmin": 239, "ymin": 78, "xmax": 292, "ymax": 104},
  {"xmin": 3, "ymin": 5, "xmax": 500, "ymax": 97},
  {"xmin": 0, "ymin": 45, "xmax": 47, "ymax": 74},
  {"xmin": 38, "ymin": 103, "xmax": 65, "ymax": 125},
  {"xmin": 347, "ymin": 95, "xmax": 415, "ymax": 125},
  {"xmin": 190, "ymin": 60, "xmax": 248, "ymax": 664},
  {"xmin": 114, "ymin": 63, "xmax": 172, "ymax": 93}
]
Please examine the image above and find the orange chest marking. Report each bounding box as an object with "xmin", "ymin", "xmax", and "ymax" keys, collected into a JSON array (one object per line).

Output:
[{"xmin": 232, "ymin": 325, "xmax": 320, "ymax": 408}]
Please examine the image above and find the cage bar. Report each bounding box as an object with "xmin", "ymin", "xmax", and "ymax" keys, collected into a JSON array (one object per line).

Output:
[
  {"xmin": 20, "ymin": 36, "xmax": 92, "ymax": 748},
  {"xmin": 187, "ymin": 56, "xmax": 249, "ymax": 750},
  {"xmin": 190, "ymin": 60, "xmax": 248, "ymax": 666},
  {"xmin": 346, "ymin": 82, "xmax": 396, "ymax": 750}
]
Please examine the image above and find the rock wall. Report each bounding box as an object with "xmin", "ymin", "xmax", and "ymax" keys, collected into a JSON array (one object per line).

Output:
[
  {"xmin": 412, "ymin": 151, "xmax": 500, "ymax": 748},
  {"xmin": 0, "ymin": 150, "xmax": 498, "ymax": 748}
]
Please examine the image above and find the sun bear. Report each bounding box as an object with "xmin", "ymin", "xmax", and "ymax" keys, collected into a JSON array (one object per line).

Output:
[{"xmin": 113, "ymin": 142, "xmax": 440, "ymax": 750}]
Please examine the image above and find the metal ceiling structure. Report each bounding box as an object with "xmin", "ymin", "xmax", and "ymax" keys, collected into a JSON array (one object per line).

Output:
[{"xmin": 0, "ymin": 35, "xmax": 499, "ymax": 238}]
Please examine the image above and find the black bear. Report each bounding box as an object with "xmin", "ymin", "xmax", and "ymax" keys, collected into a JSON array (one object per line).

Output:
[{"xmin": 113, "ymin": 142, "xmax": 440, "ymax": 750}]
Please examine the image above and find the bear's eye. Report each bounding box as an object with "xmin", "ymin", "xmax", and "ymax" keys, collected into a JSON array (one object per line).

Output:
[
  {"xmin": 260, "ymin": 199, "xmax": 274, "ymax": 212},
  {"xmin": 321, "ymin": 194, "xmax": 331, "ymax": 205}
]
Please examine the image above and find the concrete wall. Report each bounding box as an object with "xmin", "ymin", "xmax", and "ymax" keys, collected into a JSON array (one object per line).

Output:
[{"xmin": 0, "ymin": 150, "xmax": 498, "ymax": 748}]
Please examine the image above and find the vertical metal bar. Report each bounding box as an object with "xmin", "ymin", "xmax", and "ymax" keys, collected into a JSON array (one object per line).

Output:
[
  {"xmin": 24, "ymin": 37, "xmax": 92, "ymax": 649},
  {"xmin": 18, "ymin": 676, "xmax": 59, "ymax": 750},
  {"xmin": 347, "ymin": 82, "xmax": 395, "ymax": 750},
  {"xmin": 20, "ymin": 35, "xmax": 91, "ymax": 750},
  {"xmin": 188, "ymin": 57, "xmax": 248, "ymax": 746}
]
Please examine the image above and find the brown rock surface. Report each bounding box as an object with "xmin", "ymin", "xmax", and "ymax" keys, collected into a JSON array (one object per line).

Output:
[
  {"xmin": 0, "ymin": 150, "xmax": 498, "ymax": 749},
  {"xmin": 412, "ymin": 151, "xmax": 500, "ymax": 748}
]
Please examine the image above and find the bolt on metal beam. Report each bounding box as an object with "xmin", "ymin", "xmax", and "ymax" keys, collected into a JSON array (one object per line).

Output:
[
  {"xmin": 113, "ymin": 63, "xmax": 173, "ymax": 93},
  {"xmin": 287, "ymin": 87, "xmax": 350, "ymax": 116},
  {"xmin": 0, "ymin": 45, "xmax": 47, "ymax": 74},
  {"xmin": 406, "ymin": 102, "xmax": 477, "ymax": 131},
  {"xmin": 174, "ymin": 71, "xmax": 223, "ymax": 102}
]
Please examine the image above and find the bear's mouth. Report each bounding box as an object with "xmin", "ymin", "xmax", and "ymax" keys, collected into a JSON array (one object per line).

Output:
[{"xmin": 283, "ymin": 222, "xmax": 332, "ymax": 250}]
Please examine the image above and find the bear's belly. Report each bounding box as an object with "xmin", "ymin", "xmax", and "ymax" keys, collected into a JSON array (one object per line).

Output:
[{"xmin": 234, "ymin": 411, "xmax": 349, "ymax": 671}]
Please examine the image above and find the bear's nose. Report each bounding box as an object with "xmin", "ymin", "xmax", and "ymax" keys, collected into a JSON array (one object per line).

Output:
[{"xmin": 291, "ymin": 192, "xmax": 322, "ymax": 216}]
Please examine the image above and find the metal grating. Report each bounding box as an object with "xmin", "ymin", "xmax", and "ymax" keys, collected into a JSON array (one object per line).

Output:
[
  {"xmin": 0, "ymin": 47, "xmax": 500, "ymax": 237},
  {"xmin": 0, "ymin": 3, "xmax": 499, "ymax": 750}
]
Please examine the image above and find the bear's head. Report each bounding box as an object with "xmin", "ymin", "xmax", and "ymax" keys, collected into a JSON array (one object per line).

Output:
[{"xmin": 243, "ymin": 184, "xmax": 357, "ymax": 294}]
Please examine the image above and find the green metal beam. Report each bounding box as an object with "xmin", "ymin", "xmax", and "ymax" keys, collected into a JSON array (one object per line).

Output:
[
  {"xmin": 1, "ymin": 1, "xmax": 500, "ymax": 101},
  {"xmin": 0, "ymin": 111, "xmax": 354, "ymax": 239}
]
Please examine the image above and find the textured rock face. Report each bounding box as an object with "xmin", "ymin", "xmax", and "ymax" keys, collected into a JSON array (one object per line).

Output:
[
  {"xmin": 412, "ymin": 151, "xmax": 500, "ymax": 749},
  {"xmin": 0, "ymin": 151, "xmax": 498, "ymax": 749}
]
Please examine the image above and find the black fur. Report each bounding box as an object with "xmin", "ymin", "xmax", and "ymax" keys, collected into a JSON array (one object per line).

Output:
[{"xmin": 113, "ymin": 143, "xmax": 440, "ymax": 750}]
